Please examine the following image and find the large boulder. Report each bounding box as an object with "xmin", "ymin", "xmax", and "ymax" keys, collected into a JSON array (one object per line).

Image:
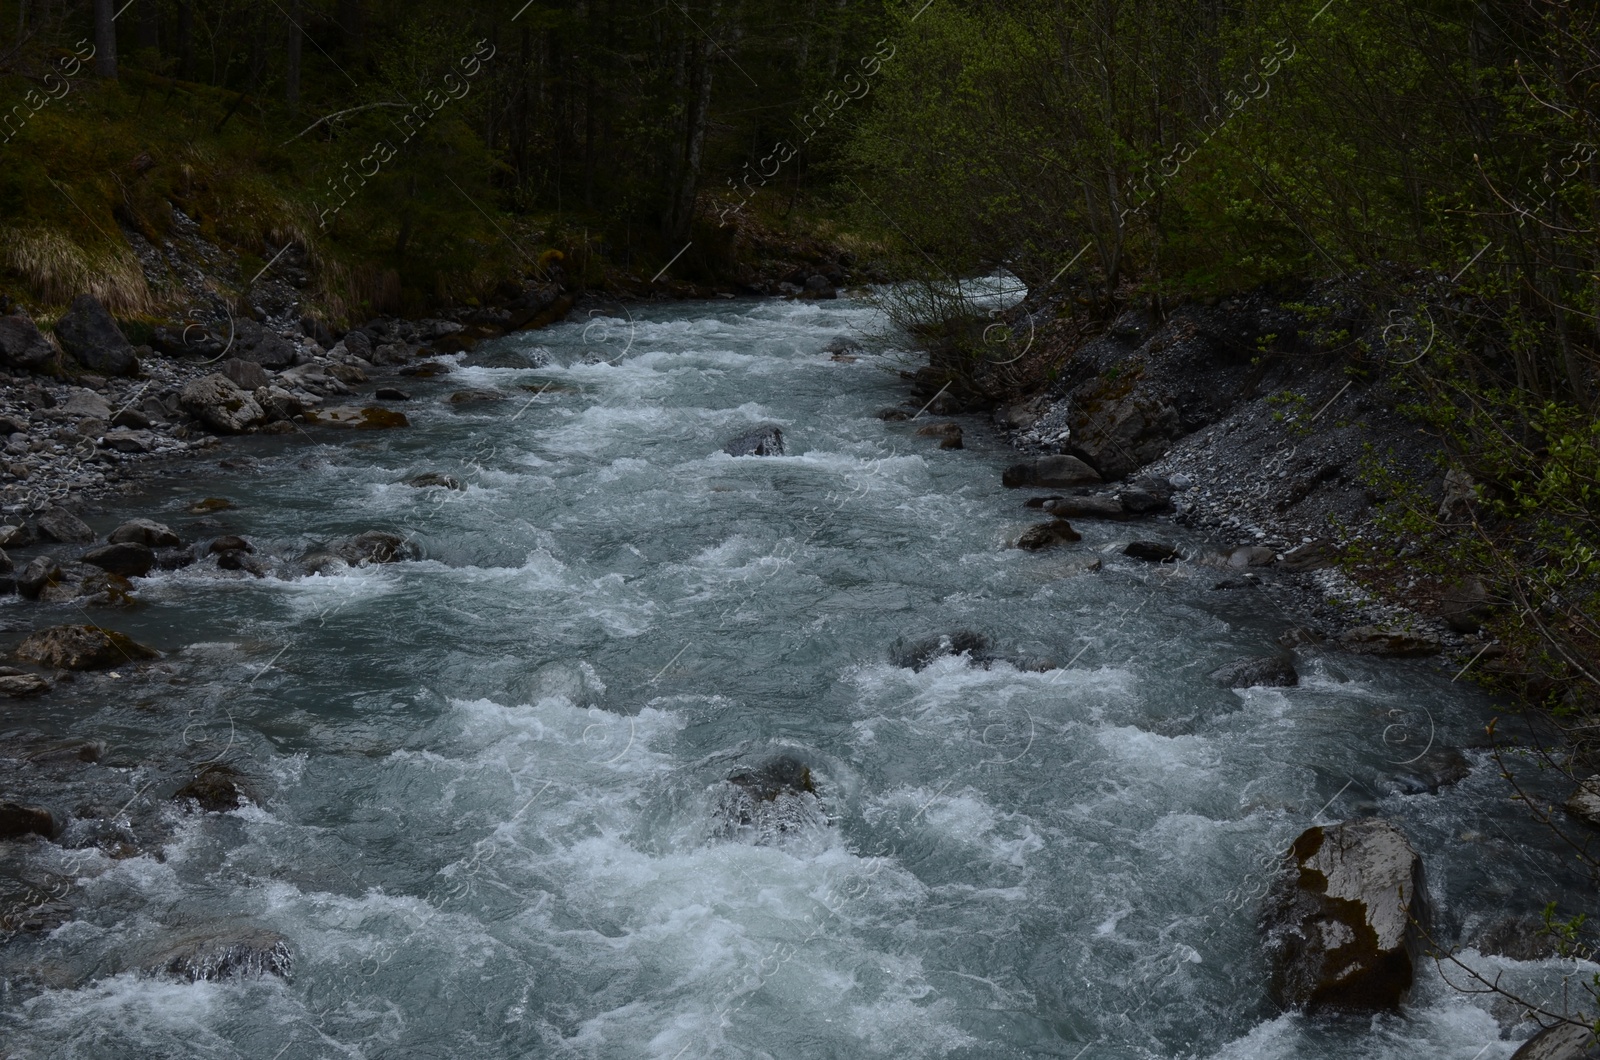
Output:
[
  {"xmin": 83, "ymin": 541, "xmax": 155, "ymax": 577},
  {"xmin": 713, "ymin": 755, "xmax": 825, "ymax": 838},
  {"xmin": 220, "ymin": 357, "xmax": 270, "ymax": 391},
  {"xmin": 0, "ymin": 312, "xmax": 59, "ymax": 372},
  {"xmin": 234, "ymin": 319, "xmax": 299, "ymax": 369},
  {"xmin": 1068, "ymin": 379, "xmax": 1181, "ymax": 480},
  {"xmin": 1261, "ymin": 818, "xmax": 1429, "ymax": 1013},
  {"xmin": 0, "ymin": 801, "xmax": 59, "ymax": 840},
  {"xmin": 54, "ymin": 294, "xmax": 138, "ymax": 376},
  {"xmin": 1002, "ymin": 455, "xmax": 1101, "ymax": 488},
  {"xmin": 312, "ymin": 531, "xmax": 421, "ymax": 569},
  {"xmin": 1511, "ymin": 1025, "xmax": 1600, "ymax": 1060},
  {"xmin": 17, "ymin": 625, "xmax": 159, "ymax": 670},
  {"xmin": 180, "ymin": 373, "xmax": 267, "ymax": 433},
  {"xmin": 108, "ymin": 518, "xmax": 181, "ymax": 548},
  {"xmin": 723, "ymin": 424, "xmax": 785, "ymax": 457},
  {"xmin": 17, "ymin": 555, "xmax": 62, "ymax": 599},
  {"xmin": 35, "ymin": 506, "xmax": 94, "ymax": 543}
]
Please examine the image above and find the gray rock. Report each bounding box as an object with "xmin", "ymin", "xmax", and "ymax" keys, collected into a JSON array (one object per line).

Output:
[
  {"xmin": 54, "ymin": 294, "xmax": 138, "ymax": 376},
  {"xmin": 1280, "ymin": 539, "xmax": 1338, "ymax": 572},
  {"xmin": 0, "ymin": 312, "xmax": 58, "ymax": 372},
  {"xmin": 61, "ymin": 388, "xmax": 113, "ymax": 419},
  {"xmin": 83, "ymin": 541, "xmax": 155, "ymax": 577},
  {"xmin": 1511, "ymin": 1024, "xmax": 1600, "ymax": 1060},
  {"xmin": 221, "ymin": 357, "xmax": 270, "ymax": 391},
  {"xmin": 18, "ymin": 555, "xmax": 62, "ymax": 599},
  {"xmin": 1261, "ymin": 818, "xmax": 1429, "ymax": 1013},
  {"xmin": 1211, "ymin": 655, "xmax": 1298, "ymax": 688},
  {"xmin": 1229, "ymin": 546, "xmax": 1276, "ymax": 568},
  {"xmin": 321, "ymin": 531, "xmax": 420, "ymax": 567},
  {"xmin": 1018, "ymin": 521, "xmax": 1083, "ymax": 550},
  {"xmin": 255, "ymin": 385, "xmax": 305, "ymax": 422},
  {"xmin": 406, "ymin": 472, "xmax": 464, "ymax": 490},
  {"xmin": 108, "ymin": 518, "xmax": 180, "ymax": 548},
  {"xmin": 1067, "ymin": 388, "xmax": 1181, "ymax": 480},
  {"xmin": 0, "ymin": 673, "xmax": 50, "ymax": 697},
  {"xmin": 1565, "ymin": 776, "xmax": 1600, "ymax": 828},
  {"xmin": 0, "ymin": 524, "xmax": 33, "ymax": 547},
  {"xmin": 342, "ymin": 329, "xmax": 373, "ymax": 360},
  {"xmin": 1002, "ymin": 455, "xmax": 1101, "ymax": 488},
  {"xmin": 723, "ymin": 424, "xmax": 785, "ymax": 457},
  {"xmin": 179, "ymin": 373, "xmax": 267, "ymax": 434},
  {"xmin": 100, "ymin": 429, "xmax": 156, "ymax": 453},
  {"xmin": 235, "ymin": 319, "xmax": 299, "ymax": 369},
  {"xmin": 1043, "ymin": 494, "xmax": 1125, "ymax": 520},
  {"xmin": 148, "ymin": 928, "xmax": 292, "ymax": 982},
  {"xmin": 111, "ymin": 406, "xmax": 151, "ymax": 429},
  {"xmin": 35, "ymin": 506, "xmax": 94, "ymax": 543},
  {"xmin": 889, "ymin": 631, "xmax": 995, "ymax": 671},
  {"xmin": 1439, "ymin": 576, "xmax": 1492, "ymax": 633}
]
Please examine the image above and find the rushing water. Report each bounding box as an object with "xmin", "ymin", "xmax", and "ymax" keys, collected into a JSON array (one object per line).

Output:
[{"xmin": 0, "ymin": 294, "xmax": 1589, "ymax": 1058}]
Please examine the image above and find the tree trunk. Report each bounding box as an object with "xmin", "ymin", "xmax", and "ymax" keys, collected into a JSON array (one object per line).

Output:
[
  {"xmin": 664, "ymin": 18, "xmax": 717, "ymax": 245},
  {"xmin": 93, "ymin": 0, "xmax": 117, "ymax": 79},
  {"xmin": 176, "ymin": 1, "xmax": 194, "ymax": 79},
  {"xmin": 286, "ymin": 0, "xmax": 302, "ymax": 107},
  {"xmin": 338, "ymin": 0, "xmax": 363, "ymax": 58},
  {"xmin": 136, "ymin": 0, "xmax": 158, "ymax": 55}
]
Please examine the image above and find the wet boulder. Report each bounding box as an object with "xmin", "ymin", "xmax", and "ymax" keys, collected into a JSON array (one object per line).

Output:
[
  {"xmin": 1261, "ymin": 818, "xmax": 1429, "ymax": 1013},
  {"xmin": 108, "ymin": 518, "xmax": 181, "ymax": 548},
  {"xmin": 17, "ymin": 625, "xmax": 159, "ymax": 670},
  {"xmin": 0, "ymin": 801, "xmax": 59, "ymax": 840},
  {"xmin": 180, "ymin": 373, "xmax": 267, "ymax": 433},
  {"xmin": 406, "ymin": 472, "xmax": 464, "ymax": 490},
  {"xmin": 714, "ymin": 755, "xmax": 825, "ymax": 838},
  {"xmin": 54, "ymin": 294, "xmax": 138, "ymax": 376},
  {"xmin": 889, "ymin": 631, "xmax": 995, "ymax": 671},
  {"xmin": 1383, "ymin": 748, "xmax": 1471, "ymax": 797},
  {"xmin": 915, "ymin": 422, "xmax": 964, "ymax": 449},
  {"xmin": 1001, "ymin": 455, "xmax": 1101, "ymax": 488},
  {"xmin": 18, "ymin": 555, "xmax": 63, "ymax": 599},
  {"xmin": 304, "ymin": 406, "xmax": 409, "ymax": 429},
  {"xmin": 173, "ymin": 764, "xmax": 249, "ymax": 812},
  {"xmin": 1211, "ymin": 655, "xmax": 1298, "ymax": 689},
  {"xmin": 1043, "ymin": 494, "xmax": 1125, "ymax": 520},
  {"xmin": 1124, "ymin": 540, "xmax": 1182, "ymax": 563},
  {"xmin": 1018, "ymin": 521, "xmax": 1083, "ymax": 550},
  {"xmin": 147, "ymin": 929, "xmax": 293, "ymax": 982},
  {"xmin": 0, "ymin": 673, "xmax": 51, "ymax": 697},
  {"xmin": 324, "ymin": 531, "xmax": 420, "ymax": 567},
  {"xmin": 723, "ymin": 424, "xmax": 785, "ymax": 457},
  {"xmin": 83, "ymin": 541, "xmax": 155, "ymax": 578}
]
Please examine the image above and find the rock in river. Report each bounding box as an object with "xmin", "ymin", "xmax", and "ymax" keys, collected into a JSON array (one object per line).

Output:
[
  {"xmin": 714, "ymin": 755, "xmax": 825, "ymax": 838},
  {"xmin": 1211, "ymin": 655, "xmax": 1298, "ymax": 688},
  {"xmin": 1510, "ymin": 1024, "xmax": 1600, "ymax": 1060},
  {"xmin": 1001, "ymin": 455, "xmax": 1101, "ymax": 488},
  {"xmin": 1124, "ymin": 540, "xmax": 1182, "ymax": 563},
  {"xmin": 108, "ymin": 518, "xmax": 181, "ymax": 548},
  {"xmin": 147, "ymin": 929, "xmax": 293, "ymax": 982},
  {"xmin": 83, "ymin": 541, "xmax": 156, "ymax": 578},
  {"xmin": 1261, "ymin": 817, "xmax": 1429, "ymax": 1013},
  {"xmin": 17, "ymin": 625, "xmax": 159, "ymax": 670},
  {"xmin": 889, "ymin": 631, "xmax": 995, "ymax": 671},
  {"xmin": 723, "ymin": 424, "xmax": 785, "ymax": 456},
  {"xmin": 1018, "ymin": 521, "xmax": 1083, "ymax": 550},
  {"xmin": 173, "ymin": 764, "xmax": 250, "ymax": 812},
  {"xmin": 180, "ymin": 373, "xmax": 267, "ymax": 434},
  {"xmin": 0, "ymin": 801, "xmax": 59, "ymax": 840}
]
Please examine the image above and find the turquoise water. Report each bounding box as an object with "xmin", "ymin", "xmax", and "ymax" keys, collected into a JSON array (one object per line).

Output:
[{"xmin": 0, "ymin": 294, "xmax": 1583, "ymax": 1058}]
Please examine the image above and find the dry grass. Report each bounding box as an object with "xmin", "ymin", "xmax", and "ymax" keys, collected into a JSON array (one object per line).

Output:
[{"xmin": 0, "ymin": 227, "xmax": 155, "ymax": 317}]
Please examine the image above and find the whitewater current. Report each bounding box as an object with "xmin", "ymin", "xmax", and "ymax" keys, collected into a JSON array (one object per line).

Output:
[{"xmin": 0, "ymin": 292, "xmax": 1588, "ymax": 1058}]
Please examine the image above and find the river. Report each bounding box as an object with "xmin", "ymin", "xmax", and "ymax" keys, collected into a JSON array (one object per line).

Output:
[{"xmin": 0, "ymin": 293, "xmax": 1586, "ymax": 1058}]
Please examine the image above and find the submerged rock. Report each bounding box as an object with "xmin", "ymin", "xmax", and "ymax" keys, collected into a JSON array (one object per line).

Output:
[
  {"xmin": 1211, "ymin": 655, "xmax": 1298, "ymax": 688},
  {"xmin": 1261, "ymin": 818, "xmax": 1429, "ymax": 1013},
  {"xmin": 723, "ymin": 424, "xmax": 785, "ymax": 457},
  {"xmin": 1043, "ymin": 494, "xmax": 1125, "ymax": 520},
  {"xmin": 173, "ymin": 764, "xmax": 249, "ymax": 812},
  {"xmin": 406, "ymin": 472, "xmax": 464, "ymax": 490},
  {"xmin": 305, "ymin": 406, "xmax": 410, "ymax": 429},
  {"xmin": 1384, "ymin": 748, "xmax": 1471, "ymax": 796},
  {"xmin": 1124, "ymin": 540, "xmax": 1182, "ymax": 563},
  {"xmin": 315, "ymin": 531, "xmax": 421, "ymax": 568},
  {"xmin": 915, "ymin": 422, "xmax": 964, "ymax": 449},
  {"xmin": 147, "ymin": 929, "xmax": 293, "ymax": 982},
  {"xmin": 17, "ymin": 625, "xmax": 158, "ymax": 670},
  {"xmin": 888, "ymin": 631, "xmax": 995, "ymax": 671},
  {"xmin": 714, "ymin": 755, "xmax": 825, "ymax": 839}
]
